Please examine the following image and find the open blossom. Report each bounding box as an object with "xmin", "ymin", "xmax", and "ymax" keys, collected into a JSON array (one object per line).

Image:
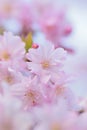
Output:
[
  {"xmin": 33, "ymin": 101, "xmax": 77, "ymax": 130},
  {"xmin": 0, "ymin": 94, "xmax": 34, "ymax": 130},
  {"xmin": 0, "ymin": 65, "xmax": 25, "ymax": 87},
  {"xmin": 26, "ymin": 42, "xmax": 66, "ymax": 82},
  {"xmin": 10, "ymin": 76, "xmax": 46, "ymax": 110},
  {"xmin": 0, "ymin": 32, "xmax": 25, "ymax": 70},
  {"xmin": 0, "ymin": 32, "xmax": 25, "ymax": 61},
  {"xmin": 39, "ymin": 8, "xmax": 72, "ymax": 48},
  {"xmin": 42, "ymin": 71, "xmax": 77, "ymax": 110}
]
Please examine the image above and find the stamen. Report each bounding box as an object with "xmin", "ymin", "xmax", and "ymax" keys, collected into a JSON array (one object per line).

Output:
[
  {"xmin": 42, "ymin": 61, "xmax": 50, "ymax": 69},
  {"xmin": 2, "ymin": 52, "xmax": 10, "ymax": 60},
  {"xmin": 51, "ymin": 123, "xmax": 61, "ymax": 130}
]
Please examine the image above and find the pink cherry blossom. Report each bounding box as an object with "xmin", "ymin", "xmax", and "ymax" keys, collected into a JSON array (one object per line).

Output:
[
  {"xmin": 33, "ymin": 102, "xmax": 77, "ymax": 130},
  {"xmin": 39, "ymin": 8, "xmax": 72, "ymax": 48},
  {"xmin": 10, "ymin": 76, "xmax": 46, "ymax": 110},
  {"xmin": 0, "ymin": 65, "xmax": 25, "ymax": 86},
  {"xmin": 42, "ymin": 71, "xmax": 77, "ymax": 110},
  {"xmin": 26, "ymin": 42, "xmax": 67, "ymax": 82},
  {"xmin": 0, "ymin": 93, "xmax": 34, "ymax": 130},
  {"xmin": 0, "ymin": 32, "xmax": 25, "ymax": 70}
]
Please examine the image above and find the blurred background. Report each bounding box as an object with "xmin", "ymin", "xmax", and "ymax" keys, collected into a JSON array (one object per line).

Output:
[{"xmin": 0, "ymin": 0, "xmax": 87, "ymax": 98}]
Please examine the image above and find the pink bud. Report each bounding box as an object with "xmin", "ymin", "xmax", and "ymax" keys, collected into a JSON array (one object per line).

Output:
[
  {"xmin": 64, "ymin": 25, "xmax": 72, "ymax": 36},
  {"xmin": 32, "ymin": 43, "xmax": 39, "ymax": 49}
]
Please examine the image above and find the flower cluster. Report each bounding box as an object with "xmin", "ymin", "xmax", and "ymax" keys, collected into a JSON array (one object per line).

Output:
[
  {"xmin": 0, "ymin": 0, "xmax": 86, "ymax": 130},
  {"xmin": 0, "ymin": 31, "xmax": 86, "ymax": 130}
]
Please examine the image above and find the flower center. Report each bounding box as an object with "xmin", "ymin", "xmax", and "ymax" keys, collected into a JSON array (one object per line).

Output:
[
  {"xmin": 55, "ymin": 86, "xmax": 65, "ymax": 96},
  {"xmin": 25, "ymin": 90, "xmax": 38, "ymax": 105},
  {"xmin": 4, "ymin": 4, "xmax": 12, "ymax": 13},
  {"xmin": 2, "ymin": 119, "xmax": 13, "ymax": 130},
  {"xmin": 42, "ymin": 61, "xmax": 50, "ymax": 69},
  {"xmin": 2, "ymin": 52, "xmax": 10, "ymax": 60},
  {"xmin": 27, "ymin": 91, "xmax": 35, "ymax": 98},
  {"xmin": 51, "ymin": 123, "xmax": 61, "ymax": 130},
  {"xmin": 5, "ymin": 76, "xmax": 13, "ymax": 84}
]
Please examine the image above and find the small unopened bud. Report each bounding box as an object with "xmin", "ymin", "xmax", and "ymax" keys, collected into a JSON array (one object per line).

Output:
[
  {"xmin": 32, "ymin": 43, "xmax": 39, "ymax": 49},
  {"xmin": 64, "ymin": 25, "xmax": 72, "ymax": 36}
]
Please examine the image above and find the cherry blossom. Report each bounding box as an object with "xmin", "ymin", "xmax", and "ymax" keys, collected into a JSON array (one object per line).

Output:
[
  {"xmin": 26, "ymin": 42, "xmax": 66, "ymax": 82},
  {"xmin": 0, "ymin": 93, "xmax": 34, "ymax": 130},
  {"xmin": 0, "ymin": 32, "xmax": 25, "ymax": 70}
]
